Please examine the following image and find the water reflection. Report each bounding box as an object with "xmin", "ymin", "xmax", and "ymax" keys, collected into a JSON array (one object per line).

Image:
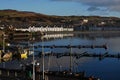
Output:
[
  {"xmin": 74, "ymin": 32, "xmax": 120, "ymax": 40},
  {"xmin": 35, "ymin": 32, "xmax": 120, "ymax": 80},
  {"xmin": 2, "ymin": 32, "xmax": 120, "ymax": 80},
  {"xmin": 43, "ymin": 33, "xmax": 74, "ymax": 40}
]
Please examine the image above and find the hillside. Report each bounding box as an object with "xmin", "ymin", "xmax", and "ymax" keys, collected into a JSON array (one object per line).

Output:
[
  {"xmin": 0, "ymin": 9, "xmax": 120, "ymax": 28},
  {"xmin": 0, "ymin": 9, "xmax": 61, "ymax": 24}
]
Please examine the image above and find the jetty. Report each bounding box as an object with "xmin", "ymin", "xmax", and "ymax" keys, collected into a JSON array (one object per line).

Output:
[
  {"xmin": 33, "ymin": 44, "xmax": 107, "ymax": 49},
  {"xmin": 37, "ymin": 52, "xmax": 120, "ymax": 60}
]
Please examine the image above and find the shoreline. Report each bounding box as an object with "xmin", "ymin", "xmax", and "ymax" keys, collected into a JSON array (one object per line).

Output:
[
  {"xmin": 0, "ymin": 30, "xmax": 120, "ymax": 43},
  {"xmin": 45, "ymin": 30, "xmax": 120, "ymax": 34}
]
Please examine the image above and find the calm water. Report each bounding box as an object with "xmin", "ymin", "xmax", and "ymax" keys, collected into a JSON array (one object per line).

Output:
[
  {"xmin": 1, "ymin": 33, "xmax": 120, "ymax": 80},
  {"xmin": 34, "ymin": 33, "xmax": 120, "ymax": 80}
]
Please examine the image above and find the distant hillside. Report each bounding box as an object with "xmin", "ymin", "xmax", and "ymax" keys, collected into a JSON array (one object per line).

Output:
[
  {"xmin": 0, "ymin": 9, "xmax": 120, "ymax": 28},
  {"xmin": 0, "ymin": 9, "xmax": 62, "ymax": 24}
]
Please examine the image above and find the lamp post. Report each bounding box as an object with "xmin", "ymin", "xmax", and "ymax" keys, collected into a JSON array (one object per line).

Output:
[
  {"xmin": 2, "ymin": 33, "xmax": 5, "ymax": 68},
  {"xmin": 30, "ymin": 26, "xmax": 35, "ymax": 80},
  {"xmin": 2, "ymin": 33, "xmax": 5, "ymax": 53}
]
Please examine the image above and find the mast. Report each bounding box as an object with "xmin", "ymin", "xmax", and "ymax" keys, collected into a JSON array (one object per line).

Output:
[
  {"xmin": 70, "ymin": 46, "xmax": 72, "ymax": 72},
  {"xmin": 47, "ymin": 53, "xmax": 50, "ymax": 72},
  {"xmin": 32, "ymin": 43, "xmax": 35, "ymax": 80},
  {"xmin": 42, "ymin": 34, "xmax": 45, "ymax": 80},
  {"xmin": 69, "ymin": 37, "xmax": 72, "ymax": 72}
]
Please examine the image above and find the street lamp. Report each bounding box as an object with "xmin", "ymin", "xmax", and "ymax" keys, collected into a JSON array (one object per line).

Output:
[
  {"xmin": 2, "ymin": 32, "xmax": 6, "ymax": 68},
  {"xmin": 2, "ymin": 33, "xmax": 5, "ymax": 53},
  {"xmin": 30, "ymin": 26, "xmax": 35, "ymax": 80}
]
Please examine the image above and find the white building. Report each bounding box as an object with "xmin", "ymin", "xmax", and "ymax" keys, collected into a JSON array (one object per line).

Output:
[
  {"xmin": 15, "ymin": 26, "xmax": 73, "ymax": 32},
  {"xmin": 83, "ymin": 19, "xmax": 88, "ymax": 23}
]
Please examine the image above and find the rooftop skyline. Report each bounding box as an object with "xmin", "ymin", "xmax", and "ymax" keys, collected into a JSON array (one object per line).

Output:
[{"xmin": 0, "ymin": 0, "xmax": 120, "ymax": 17}]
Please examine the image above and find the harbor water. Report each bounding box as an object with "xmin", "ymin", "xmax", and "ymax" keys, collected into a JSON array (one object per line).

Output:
[
  {"xmin": 35, "ymin": 33, "xmax": 120, "ymax": 80},
  {"xmin": 1, "ymin": 32, "xmax": 120, "ymax": 80}
]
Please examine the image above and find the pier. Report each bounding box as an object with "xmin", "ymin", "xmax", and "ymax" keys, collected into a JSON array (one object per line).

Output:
[
  {"xmin": 38, "ymin": 52, "xmax": 120, "ymax": 60},
  {"xmin": 33, "ymin": 44, "xmax": 107, "ymax": 49}
]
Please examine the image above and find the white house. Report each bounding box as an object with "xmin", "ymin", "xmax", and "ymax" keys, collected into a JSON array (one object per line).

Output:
[{"xmin": 15, "ymin": 26, "xmax": 73, "ymax": 32}]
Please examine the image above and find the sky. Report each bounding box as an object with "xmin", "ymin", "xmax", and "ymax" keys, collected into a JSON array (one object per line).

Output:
[{"xmin": 0, "ymin": 0, "xmax": 120, "ymax": 17}]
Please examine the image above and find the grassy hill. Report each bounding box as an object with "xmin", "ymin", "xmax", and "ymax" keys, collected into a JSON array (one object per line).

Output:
[
  {"xmin": 0, "ymin": 9, "xmax": 120, "ymax": 28},
  {"xmin": 0, "ymin": 9, "xmax": 59, "ymax": 24}
]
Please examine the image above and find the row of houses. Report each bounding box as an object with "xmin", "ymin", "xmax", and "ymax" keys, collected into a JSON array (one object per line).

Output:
[
  {"xmin": 1, "ymin": 25, "xmax": 120, "ymax": 32},
  {"xmin": 15, "ymin": 26, "xmax": 73, "ymax": 32}
]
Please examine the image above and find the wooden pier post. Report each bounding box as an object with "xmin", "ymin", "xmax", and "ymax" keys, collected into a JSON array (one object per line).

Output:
[
  {"xmin": 0, "ymin": 70, "xmax": 2, "ymax": 75},
  {"xmin": 7, "ymin": 70, "xmax": 9, "ymax": 76},
  {"xmin": 15, "ymin": 71, "xmax": 17, "ymax": 77}
]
